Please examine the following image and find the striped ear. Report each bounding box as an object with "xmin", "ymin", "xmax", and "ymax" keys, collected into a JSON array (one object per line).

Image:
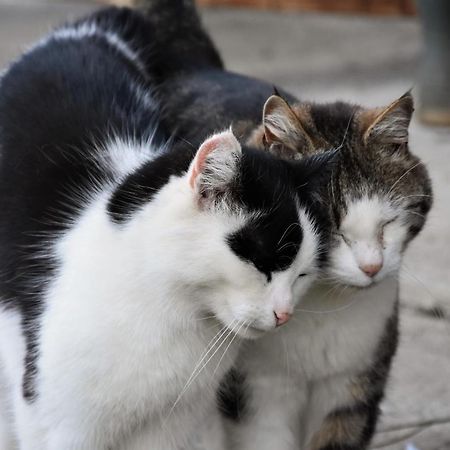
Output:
[
  {"xmin": 188, "ymin": 130, "xmax": 241, "ymax": 207},
  {"xmin": 361, "ymin": 92, "xmax": 414, "ymax": 146},
  {"xmin": 263, "ymin": 95, "xmax": 314, "ymax": 158}
]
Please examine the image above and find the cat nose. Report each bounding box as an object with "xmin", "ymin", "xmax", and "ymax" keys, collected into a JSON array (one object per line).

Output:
[
  {"xmin": 360, "ymin": 263, "xmax": 382, "ymax": 278},
  {"xmin": 274, "ymin": 311, "xmax": 292, "ymax": 327}
]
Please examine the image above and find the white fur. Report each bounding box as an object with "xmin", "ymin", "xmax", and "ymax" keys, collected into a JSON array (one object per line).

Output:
[
  {"xmin": 229, "ymin": 195, "xmax": 408, "ymax": 450},
  {"xmin": 329, "ymin": 195, "xmax": 407, "ymax": 287},
  {"xmin": 50, "ymin": 23, "xmax": 147, "ymax": 77},
  {"xmin": 95, "ymin": 136, "xmax": 161, "ymax": 179},
  {"xmin": 0, "ymin": 133, "xmax": 321, "ymax": 449}
]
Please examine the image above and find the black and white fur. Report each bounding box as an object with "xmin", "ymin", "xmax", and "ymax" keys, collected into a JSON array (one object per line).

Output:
[
  {"xmin": 0, "ymin": 8, "xmax": 334, "ymax": 450},
  {"xmin": 121, "ymin": 2, "xmax": 432, "ymax": 449}
]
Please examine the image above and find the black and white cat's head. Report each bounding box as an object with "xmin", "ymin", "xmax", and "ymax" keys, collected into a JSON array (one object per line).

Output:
[
  {"xmin": 164, "ymin": 130, "xmax": 334, "ymax": 337},
  {"xmin": 257, "ymin": 92, "xmax": 432, "ymax": 288}
]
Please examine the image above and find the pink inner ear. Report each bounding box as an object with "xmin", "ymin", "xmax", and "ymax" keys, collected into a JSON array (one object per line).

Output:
[
  {"xmin": 189, "ymin": 135, "xmax": 225, "ymax": 188},
  {"xmin": 189, "ymin": 139, "xmax": 215, "ymax": 188}
]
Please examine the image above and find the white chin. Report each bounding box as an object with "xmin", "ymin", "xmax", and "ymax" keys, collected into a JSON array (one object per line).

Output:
[{"xmin": 339, "ymin": 275, "xmax": 373, "ymax": 288}]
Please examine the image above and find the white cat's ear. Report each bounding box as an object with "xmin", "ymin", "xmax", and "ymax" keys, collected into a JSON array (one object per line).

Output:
[
  {"xmin": 188, "ymin": 130, "xmax": 241, "ymax": 207},
  {"xmin": 262, "ymin": 95, "xmax": 314, "ymax": 158},
  {"xmin": 362, "ymin": 91, "xmax": 414, "ymax": 146}
]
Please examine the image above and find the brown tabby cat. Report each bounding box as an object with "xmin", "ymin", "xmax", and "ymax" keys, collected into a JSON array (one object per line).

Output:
[
  {"xmin": 130, "ymin": 1, "xmax": 432, "ymax": 448},
  {"xmin": 217, "ymin": 92, "xmax": 431, "ymax": 450}
]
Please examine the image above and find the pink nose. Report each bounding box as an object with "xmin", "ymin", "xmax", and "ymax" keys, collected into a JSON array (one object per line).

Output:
[
  {"xmin": 360, "ymin": 263, "xmax": 382, "ymax": 278},
  {"xmin": 274, "ymin": 311, "xmax": 292, "ymax": 327}
]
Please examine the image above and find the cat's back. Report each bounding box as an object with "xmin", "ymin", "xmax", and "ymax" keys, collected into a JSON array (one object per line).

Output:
[
  {"xmin": 0, "ymin": 8, "xmax": 166, "ymax": 305},
  {"xmin": 159, "ymin": 69, "xmax": 296, "ymax": 145}
]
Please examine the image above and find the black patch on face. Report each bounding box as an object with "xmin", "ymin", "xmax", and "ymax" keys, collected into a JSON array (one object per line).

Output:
[
  {"xmin": 226, "ymin": 149, "xmax": 304, "ymax": 279},
  {"xmin": 227, "ymin": 211, "xmax": 302, "ymax": 280}
]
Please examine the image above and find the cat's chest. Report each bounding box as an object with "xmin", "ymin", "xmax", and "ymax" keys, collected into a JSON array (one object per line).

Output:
[{"xmin": 244, "ymin": 277, "xmax": 398, "ymax": 380}]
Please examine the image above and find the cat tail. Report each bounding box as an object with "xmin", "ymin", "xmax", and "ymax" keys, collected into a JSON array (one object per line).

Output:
[{"xmin": 133, "ymin": 0, "xmax": 224, "ymax": 75}]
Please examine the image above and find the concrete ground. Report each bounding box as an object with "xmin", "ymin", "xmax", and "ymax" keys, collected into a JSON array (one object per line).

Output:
[{"xmin": 0, "ymin": 1, "xmax": 449, "ymax": 449}]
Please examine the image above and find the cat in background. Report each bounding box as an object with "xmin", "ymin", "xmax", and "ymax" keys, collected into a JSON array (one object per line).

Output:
[
  {"xmin": 126, "ymin": 1, "xmax": 432, "ymax": 448},
  {"xmin": 0, "ymin": 7, "xmax": 335, "ymax": 450}
]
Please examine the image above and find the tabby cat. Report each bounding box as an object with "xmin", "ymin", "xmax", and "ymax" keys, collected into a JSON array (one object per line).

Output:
[
  {"xmin": 130, "ymin": 1, "xmax": 432, "ymax": 449},
  {"xmin": 220, "ymin": 92, "xmax": 432, "ymax": 450}
]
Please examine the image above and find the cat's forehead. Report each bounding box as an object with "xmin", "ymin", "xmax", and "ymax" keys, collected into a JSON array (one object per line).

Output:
[
  {"xmin": 337, "ymin": 144, "xmax": 422, "ymax": 197},
  {"xmin": 340, "ymin": 196, "xmax": 394, "ymax": 232}
]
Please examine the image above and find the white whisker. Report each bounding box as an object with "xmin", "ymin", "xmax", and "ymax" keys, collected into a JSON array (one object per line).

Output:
[
  {"xmin": 213, "ymin": 320, "xmax": 245, "ymax": 376},
  {"xmin": 164, "ymin": 321, "xmax": 237, "ymax": 421},
  {"xmin": 387, "ymin": 161, "xmax": 422, "ymax": 196}
]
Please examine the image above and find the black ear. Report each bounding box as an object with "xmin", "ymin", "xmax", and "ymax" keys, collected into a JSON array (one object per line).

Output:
[{"xmin": 293, "ymin": 149, "xmax": 339, "ymax": 193}]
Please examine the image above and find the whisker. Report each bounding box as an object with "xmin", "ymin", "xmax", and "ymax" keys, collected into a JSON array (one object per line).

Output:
[
  {"xmin": 397, "ymin": 194, "xmax": 433, "ymax": 200},
  {"xmin": 295, "ymin": 298, "xmax": 359, "ymax": 315},
  {"xmin": 408, "ymin": 210, "xmax": 426, "ymax": 219},
  {"xmin": 295, "ymin": 282, "xmax": 359, "ymax": 314},
  {"xmin": 277, "ymin": 241, "xmax": 299, "ymax": 253},
  {"xmin": 387, "ymin": 161, "xmax": 422, "ymax": 196},
  {"xmin": 333, "ymin": 109, "xmax": 356, "ymax": 152},
  {"xmin": 277, "ymin": 222, "xmax": 301, "ymax": 247},
  {"xmin": 164, "ymin": 323, "xmax": 230, "ymax": 419},
  {"xmin": 165, "ymin": 321, "xmax": 237, "ymax": 421},
  {"xmin": 401, "ymin": 265, "xmax": 443, "ymax": 307},
  {"xmin": 281, "ymin": 334, "xmax": 290, "ymax": 398},
  {"xmin": 213, "ymin": 320, "xmax": 246, "ymax": 376},
  {"xmin": 196, "ymin": 314, "xmax": 219, "ymax": 321}
]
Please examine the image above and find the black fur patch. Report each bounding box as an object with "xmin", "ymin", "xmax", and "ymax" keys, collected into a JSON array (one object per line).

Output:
[
  {"xmin": 226, "ymin": 148, "xmax": 334, "ymax": 278},
  {"xmin": 319, "ymin": 445, "xmax": 360, "ymax": 450},
  {"xmin": 107, "ymin": 140, "xmax": 195, "ymax": 223},
  {"xmin": 217, "ymin": 368, "xmax": 248, "ymax": 422}
]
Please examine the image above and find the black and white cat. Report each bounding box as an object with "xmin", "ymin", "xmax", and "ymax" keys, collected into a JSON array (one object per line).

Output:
[
  {"xmin": 125, "ymin": 2, "xmax": 432, "ymax": 449},
  {"xmin": 0, "ymin": 8, "xmax": 334, "ymax": 450}
]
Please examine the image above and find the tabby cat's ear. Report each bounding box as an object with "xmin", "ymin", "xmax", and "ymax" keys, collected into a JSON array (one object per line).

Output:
[
  {"xmin": 262, "ymin": 95, "xmax": 314, "ymax": 158},
  {"xmin": 188, "ymin": 130, "xmax": 241, "ymax": 208},
  {"xmin": 361, "ymin": 91, "xmax": 414, "ymax": 146}
]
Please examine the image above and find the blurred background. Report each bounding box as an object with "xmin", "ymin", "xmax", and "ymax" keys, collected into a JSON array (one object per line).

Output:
[{"xmin": 0, "ymin": 0, "xmax": 448, "ymax": 449}]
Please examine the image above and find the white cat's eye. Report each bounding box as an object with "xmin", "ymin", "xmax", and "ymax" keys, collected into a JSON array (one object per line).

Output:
[
  {"xmin": 381, "ymin": 216, "xmax": 398, "ymax": 229},
  {"xmin": 298, "ymin": 273, "xmax": 308, "ymax": 278}
]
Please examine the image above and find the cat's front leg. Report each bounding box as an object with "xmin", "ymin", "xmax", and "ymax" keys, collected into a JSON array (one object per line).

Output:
[
  {"xmin": 305, "ymin": 375, "xmax": 378, "ymax": 450},
  {"xmin": 303, "ymin": 310, "xmax": 398, "ymax": 450},
  {"xmin": 226, "ymin": 374, "xmax": 307, "ymax": 450},
  {"xmin": 120, "ymin": 403, "xmax": 227, "ymax": 450},
  {"xmin": 305, "ymin": 375, "xmax": 388, "ymax": 450},
  {"xmin": 0, "ymin": 369, "xmax": 16, "ymax": 450}
]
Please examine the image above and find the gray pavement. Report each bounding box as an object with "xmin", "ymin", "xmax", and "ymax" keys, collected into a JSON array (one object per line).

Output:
[{"xmin": 0, "ymin": 2, "xmax": 449, "ymax": 449}]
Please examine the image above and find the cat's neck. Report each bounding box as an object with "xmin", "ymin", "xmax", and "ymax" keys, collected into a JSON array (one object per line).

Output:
[{"xmin": 298, "ymin": 275, "xmax": 399, "ymax": 311}]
